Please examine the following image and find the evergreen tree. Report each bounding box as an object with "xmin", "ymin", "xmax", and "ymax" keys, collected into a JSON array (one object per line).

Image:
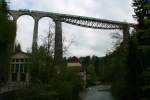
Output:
[
  {"xmin": 14, "ymin": 43, "xmax": 21, "ymax": 52},
  {"xmin": 133, "ymin": 0, "xmax": 150, "ymax": 27},
  {"xmin": 0, "ymin": 0, "xmax": 16, "ymax": 84},
  {"xmin": 132, "ymin": 0, "xmax": 150, "ymax": 99}
]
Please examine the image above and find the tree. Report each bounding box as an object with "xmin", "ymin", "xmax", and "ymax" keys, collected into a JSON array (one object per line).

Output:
[
  {"xmin": 133, "ymin": 0, "xmax": 150, "ymax": 27},
  {"xmin": 111, "ymin": 0, "xmax": 150, "ymax": 99},
  {"xmin": 133, "ymin": 0, "xmax": 150, "ymax": 100},
  {"xmin": 13, "ymin": 44, "xmax": 83, "ymax": 100},
  {"xmin": 14, "ymin": 43, "xmax": 22, "ymax": 52},
  {"xmin": 40, "ymin": 24, "xmax": 73, "ymax": 58},
  {"xmin": 31, "ymin": 46, "xmax": 54, "ymax": 83},
  {"xmin": 0, "ymin": 0, "xmax": 16, "ymax": 84}
]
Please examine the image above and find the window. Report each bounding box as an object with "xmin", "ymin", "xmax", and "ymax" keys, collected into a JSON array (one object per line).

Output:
[
  {"xmin": 20, "ymin": 59, "xmax": 24, "ymax": 62},
  {"xmin": 15, "ymin": 64, "xmax": 19, "ymax": 72},
  {"xmin": 20, "ymin": 64, "xmax": 24, "ymax": 73},
  {"xmin": 12, "ymin": 73, "xmax": 17, "ymax": 82},
  {"xmin": 16, "ymin": 59, "xmax": 19, "ymax": 62},
  {"xmin": 24, "ymin": 65, "xmax": 27, "ymax": 73},
  {"xmin": 20, "ymin": 73, "xmax": 26, "ymax": 82}
]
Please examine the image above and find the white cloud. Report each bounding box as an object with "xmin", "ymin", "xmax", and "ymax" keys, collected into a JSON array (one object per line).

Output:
[{"xmin": 16, "ymin": 15, "xmax": 34, "ymax": 51}]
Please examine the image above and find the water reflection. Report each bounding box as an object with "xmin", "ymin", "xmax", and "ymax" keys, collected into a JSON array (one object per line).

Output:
[{"xmin": 81, "ymin": 85, "xmax": 114, "ymax": 100}]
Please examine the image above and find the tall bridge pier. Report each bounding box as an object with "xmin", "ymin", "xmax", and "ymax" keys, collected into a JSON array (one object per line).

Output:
[
  {"xmin": 54, "ymin": 18, "xmax": 63, "ymax": 65},
  {"xmin": 32, "ymin": 17, "xmax": 39, "ymax": 51}
]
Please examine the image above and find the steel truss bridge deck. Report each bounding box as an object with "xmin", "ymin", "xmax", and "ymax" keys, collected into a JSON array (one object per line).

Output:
[{"xmin": 9, "ymin": 10, "xmax": 136, "ymax": 29}]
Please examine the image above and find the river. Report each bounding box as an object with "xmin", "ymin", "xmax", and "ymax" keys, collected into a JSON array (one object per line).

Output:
[{"xmin": 81, "ymin": 85, "xmax": 114, "ymax": 100}]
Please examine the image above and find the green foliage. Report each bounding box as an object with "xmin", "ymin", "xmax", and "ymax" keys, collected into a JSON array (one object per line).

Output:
[
  {"xmin": 102, "ymin": 1, "xmax": 150, "ymax": 100},
  {"xmin": 86, "ymin": 64, "xmax": 97, "ymax": 86},
  {"xmin": 0, "ymin": 0, "xmax": 16, "ymax": 83},
  {"xmin": 79, "ymin": 56, "xmax": 104, "ymax": 85},
  {"xmin": 10, "ymin": 70, "xmax": 83, "ymax": 100},
  {"xmin": 133, "ymin": 0, "xmax": 148, "ymax": 27},
  {"xmin": 53, "ymin": 70, "xmax": 83, "ymax": 100},
  {"xmin": 31, "ymin": 46, "xmax": 54, "ymax": 84},
  {"xmin": 14, "ymin": 43, "xmax": 22, "ymax": 52},
  {"xmin": 6, "ymin": 45, "xmax": 83, "ymax": 100},
  {"xmin": 135, "ymin": 1, "xmax": 150, "ymax": 99}
]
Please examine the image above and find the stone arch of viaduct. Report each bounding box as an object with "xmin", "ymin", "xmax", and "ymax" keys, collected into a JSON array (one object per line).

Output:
[{"xmin": 9, "ymin": 9, "xmax": 136, "ymax": 65}]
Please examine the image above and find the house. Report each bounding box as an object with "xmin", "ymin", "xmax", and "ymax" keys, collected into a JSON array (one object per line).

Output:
[
  {"xmin": 67, "ymin": 62, "xmax": 83, "ymax": 72},
  {"xmin": 67, "ymin": 62, "xmax": 86, "ymax": 87},
  {"xmin": 8, "ymin": 51, "xmax": 31, "ymax": 86}
]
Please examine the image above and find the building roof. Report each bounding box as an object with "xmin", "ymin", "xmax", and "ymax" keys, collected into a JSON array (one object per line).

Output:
[
  {"xmin": 67, "ymin": 63, "xmax": 81, "ymax": 67},
  {"xmin": 67, "ymin": 62, "xmax": 83, "ymax": 72},
  {"xmin": 11, "ymin": 51, "xmax": 31, "ymax": 58}
]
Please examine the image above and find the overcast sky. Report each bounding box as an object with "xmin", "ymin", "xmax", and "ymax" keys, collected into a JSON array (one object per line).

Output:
[{"xmin": 8, "ymin": 0, "xmax": 136, "ymax": 57}]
